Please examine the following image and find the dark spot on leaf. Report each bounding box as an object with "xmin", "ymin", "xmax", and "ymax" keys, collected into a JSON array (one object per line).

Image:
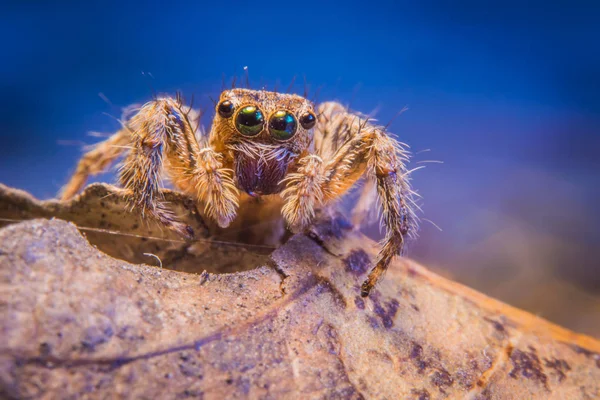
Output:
[
  {"xmin": 410, "ymin": 343, "xmax": 423, "ymax": 360},
  {"xmin": 409, "ymin": 342, "xmax": 430, "ymax": 373},
  {"xmin": 484, "ymin": 317, "xmax": 505, "ymax": 332},
  {"xmin": 354, "ymin": 296, "xmax": 365, "ymax": 310},
  {"xmin": 478, "ymin": 388, "xmax": 493, "ymax": 400},
  {"xmin": 568, "ymin": 344, "xmax": 600, "ymax": 369},
  {"xmin": 431, "ymin": 368, "xmax": 453, "ymax": 392},
  {"xmin": 569, "ymin": 344, "xmax": 594, "ymax": 357},
  {"xmin": 315, "ymin": 277, "xmax": 347, "ymax": 308},
  {"xmin": 411, "ymin": 388, "xmax": 430, "ymax": 400},
  {"xmin": 39, "ymin": 342, "xmax": 51, "ymax": 356},
  {"xmin": 81, "ymin": 325, "xmax": 114, "ymax": 352},
  {"xmin": 544, "ymin": 358, "xmax": 571, "ymax": 382},
  {"xmin": 509, "ymin": 346, "xmax": 548, "ymax": 389},
  {"xmin": 323, "ymin": 324, "xmax": 341, "ymax": 355},
  {"xmin": 178, "ymin": 352, "xmax": 203, "ymax": 378},
  {"xmin": 178, "ymin": 389, "xmax": 204, "ymax": 398},
  {"xmin": 368, "ymin": 316, "xmax": 380, "ymax": 329},
  {"xmin": 373, "ymin": 298, "xmax": 399, "ymax": 329},
  {"xmin": 343, "ymin": 249, "xmax": 371, "ymax": 276},
  {"xmin": 116, "ymin": 325, "xmax": 145, "ymax": 341}
]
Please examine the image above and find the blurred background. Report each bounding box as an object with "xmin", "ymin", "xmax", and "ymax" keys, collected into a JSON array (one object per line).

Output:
[{"xmin": 1, "ymin": 0, "xmax": 599, "ymax": 336}]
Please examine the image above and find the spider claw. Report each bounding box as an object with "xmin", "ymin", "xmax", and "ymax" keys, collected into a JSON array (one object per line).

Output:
[{"xmin": 360, "ymin": 280, "xmax": 372, "ymax": 298}]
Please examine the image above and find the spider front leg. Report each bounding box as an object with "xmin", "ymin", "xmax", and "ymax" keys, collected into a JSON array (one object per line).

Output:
[
  {"xmin": 190, "ymin": 147, "xmax": 239, "ymax": 229},
  {"xmin": 61, "ymin": 97, "xmax": 239, "ymax": 237},
  {"xmin": 282, "ymin": 102, "xmax": 417, "ymax": 297},
  {"xmin": 360, "ymin": 141, "xmax": 416, "ymax": 297},
  {"xmin": 120, "ymin": 97, "xmax": 239, "ymax": 236},
  {"xmin": 280, "ymin": 154, "xmax": 327, "ymax": 230},
  {"xmin": 60, "ymin": 127, "xmax": 131, "ymax": 201}
]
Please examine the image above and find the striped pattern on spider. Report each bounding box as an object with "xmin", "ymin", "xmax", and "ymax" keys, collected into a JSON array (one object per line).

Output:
[{"xmin": 61, "ymin": 88, "xmax": 419, "ymax": 297}]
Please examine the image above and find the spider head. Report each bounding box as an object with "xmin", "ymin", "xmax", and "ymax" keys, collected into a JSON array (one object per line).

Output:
[
  {"xmin": 211, "ymin": 89, "xmax": 317, "ymax": 196},
  {"xmin": 212, "ymin": 88, "xmax": 316, "ymax": 146}
]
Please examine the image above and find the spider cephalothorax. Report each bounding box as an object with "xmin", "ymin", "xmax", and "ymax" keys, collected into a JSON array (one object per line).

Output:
[
  {"xmin": 61, "ymin": 87, "xmax": 418, "ymax": 297},
  {"xmin": 212, "ymin": 89, "xmax": 316, "ymax": 196}
]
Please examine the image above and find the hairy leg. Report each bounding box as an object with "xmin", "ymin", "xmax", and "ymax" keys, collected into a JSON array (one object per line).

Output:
[
  {"xmin": 191, "ymin": 148, "xmax": 238, "ymax": 228},
  {"xmin": 280, "ymin": 101, "xmax": 360, "ymax": 229},
  {"xmin": 359, "ymin": 135, "xmax": 416, "ymax": 297},
  {"xmin": 60, "ymin": 128, "xmax": 131, "ymax": 200},
  {"xmin": 280, "ymin": 154, "xmax": 327, "ymax": 230},
  {"xmin": 62, "ymin": 96, "xmax": 238, "ymax": 236},
  {"xmin": 282, "ymin": 101, "xmax": 417, "ymax": 296},
  {"xmin": 119, "ymin": 97, "xmax": 239, "ymax": 236}
]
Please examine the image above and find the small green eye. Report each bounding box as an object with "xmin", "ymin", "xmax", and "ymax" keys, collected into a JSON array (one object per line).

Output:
[
  {"xmin": 269, "ymin": 110, "xmax": 297, "ymax": 140},
  {"xmin": 235, "ymin": 106, "xmax": 264, "ymax": 136}
]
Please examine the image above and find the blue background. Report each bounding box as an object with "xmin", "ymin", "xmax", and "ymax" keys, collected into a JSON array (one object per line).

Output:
[{"xmin": 1, "ymin": 0, "xmax": 599, "ymax": 335}]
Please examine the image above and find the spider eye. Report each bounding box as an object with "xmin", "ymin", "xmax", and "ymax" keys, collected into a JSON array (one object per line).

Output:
[
  {"xmin": 235, "ymin": 106, "xmax": 264, "ymax": 136},
  {"xmin": 269, "ymin": 110, "xmax": 297, "ymax": 140},
  {"xmin": 217, "ymin": 100, "xmax": 235, "ymax": 118},
  {"xmin": 299, "ymin": 112, "xmax": 316, "ymax": 129}
]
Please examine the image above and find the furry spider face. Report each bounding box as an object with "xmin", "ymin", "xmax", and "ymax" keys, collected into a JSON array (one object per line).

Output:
[{"xmin": 210, "ymin": 89, "xmax": 317, "ymax": 196}]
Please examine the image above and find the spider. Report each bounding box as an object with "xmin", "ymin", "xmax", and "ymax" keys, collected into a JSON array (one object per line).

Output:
[{"xmin": 60, "ymin": 88, "xmax": 418, "ymax": 297}]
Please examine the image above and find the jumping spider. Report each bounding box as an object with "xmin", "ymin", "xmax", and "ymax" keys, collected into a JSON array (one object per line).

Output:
[{"xmin": 61, "ymin": 88, "xmax": 418, "ymax": 297}]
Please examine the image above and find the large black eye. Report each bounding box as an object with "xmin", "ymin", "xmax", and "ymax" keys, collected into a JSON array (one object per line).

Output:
[
  {"xmin": 217, "ymin": 100, "xmax": 235, "ymax": 118},
  {"xmin": 269, "ymin": 110, "xmax": 297, "ymax": 140},
  {"xmin": 299, "ymin": 112, "xmax": 316, "ymax": 129},
  {"xmin": 235, "ymin": 106, "xmax": 264, "ymax": 136}
]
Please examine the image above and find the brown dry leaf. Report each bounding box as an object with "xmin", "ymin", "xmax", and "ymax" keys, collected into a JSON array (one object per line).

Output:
[{"xmin": 1, "ymin": 183, "xmax": 599, "ymax": 399}]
